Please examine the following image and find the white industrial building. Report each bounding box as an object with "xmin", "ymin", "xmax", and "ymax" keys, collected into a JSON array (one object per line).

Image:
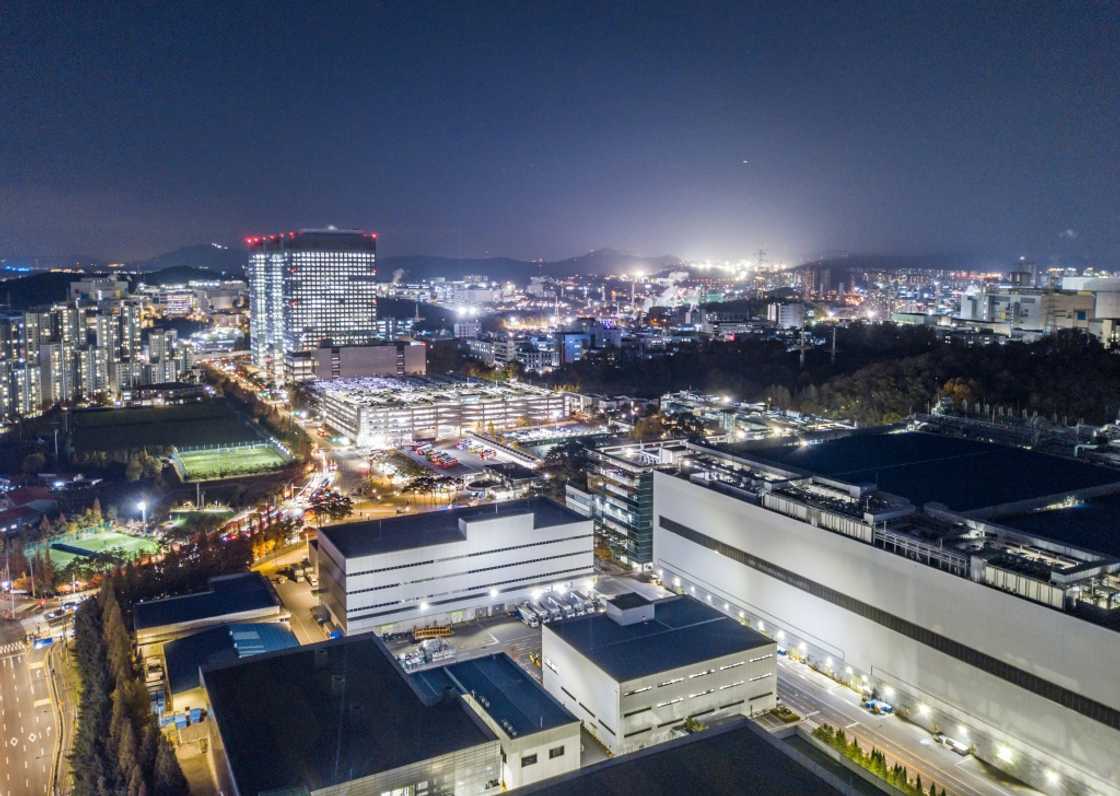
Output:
[
  {"xmin": 654, "ymin": 432, "xmax": 1120, "ymax": 796},
  {"xmin": 313, "ymin": 375, "xmax": 567, "ymax": 447},
  {"xmin": 316, "ymin": 498, "xmax": 594, "ymax": 635},
  {"xmin": 541, "ymin": 593, "xmax": 777, "ymax": 756}
]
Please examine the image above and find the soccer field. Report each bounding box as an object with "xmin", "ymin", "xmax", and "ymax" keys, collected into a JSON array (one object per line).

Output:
[
  {"xmin": 40, "ymin": 530, "xmax": 160, "ymax": 568},
  {"xmin": 175, "ymin": 444, "xmax": 291, "ymax": 480}
]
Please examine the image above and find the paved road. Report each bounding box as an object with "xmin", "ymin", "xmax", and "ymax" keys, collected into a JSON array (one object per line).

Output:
[
  {"xmin": 776, "ymin": 657, "xmax": 1037, "ymax": 796},
  {"xmin": 0, "ymin": 632, "xmax": 56, "ymax": 796}
]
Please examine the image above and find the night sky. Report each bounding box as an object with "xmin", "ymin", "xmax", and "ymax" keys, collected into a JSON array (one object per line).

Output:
[{"xmin": 2, "ymin": 1, "xmax": 1117, "ymax": 265}]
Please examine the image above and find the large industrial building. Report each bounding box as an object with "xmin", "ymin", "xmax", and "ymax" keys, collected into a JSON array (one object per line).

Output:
[
  {"xmin": 313, "ymin": 375, "xmax": 567, "ymax": 447},
  {"xmin": 518, "ymin": 717, "xmax": 848, "ymax": 795},
  {"xmin": 653, "ymin": 431, "xmax": 1120, "ymax": 796},
  {"xmin": 246, "ymin": 228, "xmax": 380, "ymax": 384},
  {"xmin": 316, "ymin": 498, "xmax": 594, "ymax": 635},
  {"xmin": 202, "ymin": 634, "xmax": 581, "ymax": 795},
  {"xmin": 541, "ymin": 594, "xmax": 777, "ymax": 756}
]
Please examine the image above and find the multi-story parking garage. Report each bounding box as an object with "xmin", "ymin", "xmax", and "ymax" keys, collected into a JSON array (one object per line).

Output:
[
  {"xmin": 653, "ymin": 431, "xmax": 1120, "ymax": 796},
  {"xmin": 313, "ymin": 375, "xmax": 568, "ymax": 447}
]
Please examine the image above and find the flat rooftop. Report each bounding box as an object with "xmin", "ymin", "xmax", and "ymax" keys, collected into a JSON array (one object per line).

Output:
[
  {"xmin": 202, "ymin": 634, "xmax": 495, "ymax": 795},
  {"xmin": 546, "ymin": 596, "xmax": 772, "ymax": 682},
  {"xmin": 411, "ymin": 653, "xmax": 577, "ymax": 737},
  {"xmin": 163, "ymin": 623, "xmax": 297, "ymax": 698},
  {"xmin": 518, "ymin": 717, "xmax": 845, "ymax": 795},
  {"xmin": 133, "ymin": 573, "xmax": 278, "ymax": 631},
  {"xmin": 320, "ymin": 498, "xmax": 586, "ymax": 559},
  {"xmin": 312, "ymin": 374, "xmax": 556, "ymax": 408},
  {"xmin": 994, "ymin": 494, "xmax": 1120, "ymax": 559},
  {"xmin": 725, "ymin": 432, "xmax": 1120, "ymax": 512}
]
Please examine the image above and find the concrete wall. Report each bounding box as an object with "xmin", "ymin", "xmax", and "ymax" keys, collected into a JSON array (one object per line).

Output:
[
  {"xmin": 542, "ymin": 620, "xmax": 777, "ymax": 756},
  {"xmin": 616, "ymin": 643, "xmax": 777, "ymax": 753},
  {"xmin": 541, "ymin": 625, "xmax": 622, "ymax": 753},
  {"xmin": 653, "ymin": 472, "xmax": 1120, "ymax": 796}
]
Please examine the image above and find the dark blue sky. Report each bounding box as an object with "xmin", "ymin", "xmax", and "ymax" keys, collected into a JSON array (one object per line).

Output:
[{"xmin": 1, "ymin": 1, "xmax": 1117, "ymax": 265}]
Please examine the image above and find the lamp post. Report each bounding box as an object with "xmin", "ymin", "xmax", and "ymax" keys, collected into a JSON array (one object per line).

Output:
[{"xmin": 137, "ymin": 500, "xmax": 147, "ymax": 527}]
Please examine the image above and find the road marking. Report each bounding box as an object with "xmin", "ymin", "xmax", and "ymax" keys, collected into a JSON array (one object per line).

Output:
[
  {"xmin": 32, "ymin": 700, "xmax": 49, "ymax": 709},
  {"xmin": 845, "ymin": 721, "xmax": 860, "ymax": 729}
]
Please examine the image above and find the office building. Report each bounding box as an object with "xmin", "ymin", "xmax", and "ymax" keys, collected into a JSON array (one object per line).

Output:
[
  {"xmin": 767, "ymin": 301, "xmax": 805, "ymax": 328},
  {"xmin": 287, "ymin": 340, "xmax": 426, "ymax": 382},
  {"xmin": 246, "ymin": 228, "xmax": 379, "ymax": 384},
  {"xmin": 203, "ymin": 635, "xmax": 580, "ymax": 795},
  {"xmin": 313, "ymin": 376, "xmax": 567, "ymax": 448},
  {"xmin": 316, "ymin": 498, "xmax": 594, "ymax": 635},
  {"xmin": 585, "ymin": 440, "xmax": 689, "ymax": 567},
  {"xmin": 541, "ymin": 594, "xmax": 776, "ymax": 756},
  {"xmin": 653, "ymin": 431, "xmax": 1120, "ymax": 796}
]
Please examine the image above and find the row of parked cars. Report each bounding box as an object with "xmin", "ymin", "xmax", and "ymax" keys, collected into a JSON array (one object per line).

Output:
[{"xmin": 516, "ymin": 590, "xmax": 602, "ymax": 627}]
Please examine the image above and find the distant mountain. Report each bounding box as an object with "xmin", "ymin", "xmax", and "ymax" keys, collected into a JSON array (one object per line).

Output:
[
  {"xmin": 793, "ymin": 253, "xmax": 994, "ymax": 274},
  {"xmin": 379, "ymin": 255, "xmax": 530, "ymax": 283},
  {"xmin": 133, "ymin": 265, "xmax": 232, "ymax": 286},
  {"xmin": 380, "ymin": 247, "xmax": 685, "ymax": 283},
  {"xmin": 0, "ymin": 272, "xmax": 84, "ymax": 309},
  {"xmin": 127, "ymin": 243, "xmax": 245, "ymax": 276}
]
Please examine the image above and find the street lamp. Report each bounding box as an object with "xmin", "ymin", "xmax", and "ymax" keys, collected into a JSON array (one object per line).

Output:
[{"xmin": 137, "ymin": 500, "xmax": 147, "ymax": 526}]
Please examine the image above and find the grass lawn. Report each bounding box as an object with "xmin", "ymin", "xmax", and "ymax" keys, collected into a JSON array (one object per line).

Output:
[
  {"xmin": 35, "ymin": 528, "xmax": 160, "ymax": 568},
  {"xmin": 175, "ymin": 444, "xmax": 291, "ymax": 480},
  {"xmin": 70, "ymin": 400, "xmax": 266, "ymax": 451}
]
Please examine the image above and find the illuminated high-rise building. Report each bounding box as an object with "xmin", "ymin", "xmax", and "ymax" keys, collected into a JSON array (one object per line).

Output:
[{"xmin": 246, "ymin": 228, "xmax": 379, "ymax": 383}]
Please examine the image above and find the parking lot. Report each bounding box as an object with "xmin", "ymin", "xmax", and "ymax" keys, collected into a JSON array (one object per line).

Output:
[{"xmin": 385, "ymin": 614, "xmax": 543, "ymax": 678}]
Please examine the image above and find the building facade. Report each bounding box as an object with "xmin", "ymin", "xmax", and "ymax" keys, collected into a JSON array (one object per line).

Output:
[
  {"xmin": 316, "ymin": 499, "xmax": 594, "ymax": 636},
  {"xmin": 652, "ymin": 436, "xmax": 1120, "ymax": 796},
  {"xmin": 541, "ymin": 595, "xmax": 777, "ymax": 756},
  {"xmin": 246, "ymin": 228, "xmax": 379, "ymax": 384}
]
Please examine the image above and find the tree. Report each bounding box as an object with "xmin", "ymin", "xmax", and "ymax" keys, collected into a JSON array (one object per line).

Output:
[
  {"xmin": 153, "ymin": 736, "xmax": 189, "ymax": 796},
  {"xmin": 542, "ymin": 439, "xmax": 589, "ymax": 490},
  {"xmin": 21, "ymin": 451, "xmax": 46, "ymax": 474},
  {"xmin": 125, "ymin": 455, "xmax": 144, "ymax": 482},
  {"xmin": 309, "ymin": 492, "xmax": 353, "ymax": 523}
]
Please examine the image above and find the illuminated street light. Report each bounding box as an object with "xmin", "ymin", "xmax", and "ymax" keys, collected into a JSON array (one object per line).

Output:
[{"xmin": 136, "ymin": 500, "xmax": 147, "ymax": 525}]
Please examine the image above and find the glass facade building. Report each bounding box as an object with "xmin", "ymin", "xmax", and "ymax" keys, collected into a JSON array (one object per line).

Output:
[{"xmin": 246, "ymin": 228, "xmax": 379, "ymax": 383}]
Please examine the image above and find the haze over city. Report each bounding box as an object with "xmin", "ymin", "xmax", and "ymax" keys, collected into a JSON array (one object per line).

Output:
[
  {"xmin": 2, "ymin": 2, "xmax": 1118, "ymax": 266},
  {"xmin": 3, "ymin": 5, "xmax": 1120, "ymax": 796}
]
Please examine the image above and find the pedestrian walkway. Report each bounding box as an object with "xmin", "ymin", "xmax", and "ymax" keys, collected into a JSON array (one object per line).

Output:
[{"xmin": 0, "ymin": 640, "xmax": 26, "ymax": 656}]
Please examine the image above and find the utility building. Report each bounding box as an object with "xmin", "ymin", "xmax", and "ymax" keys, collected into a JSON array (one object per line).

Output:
[{"xmin": 541, "ymin": 594, "xmax": 776, "ymax": 755}]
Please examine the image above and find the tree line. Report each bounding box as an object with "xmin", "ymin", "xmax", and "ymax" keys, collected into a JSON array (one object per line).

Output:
[
  {"xmin": 541, "ymin": 325, "xmax": 1120, "ymax": 426},
  {"xmin": 71, "ymin": 583, "xmax": 188, "ymax": 796}
]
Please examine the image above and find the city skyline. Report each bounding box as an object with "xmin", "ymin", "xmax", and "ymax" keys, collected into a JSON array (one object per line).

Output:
[{"xmin": 2, "ymin": 2, "xmax": 1118, "ymax": 266}]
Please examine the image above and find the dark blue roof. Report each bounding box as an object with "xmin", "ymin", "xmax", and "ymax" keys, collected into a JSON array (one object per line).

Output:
[
  {"xmin": 202, "ymin": 634, "xmax": 496, "ymax": 795},
  {"xmin": 163, "ymin": 623, "xmax": 297, "ymax": 697},
  {"xmin": 320, "ymin": 497, "xmax": 587, "ymax": 559},
  {"xmin": 412, "ymin": 653, "xmax": 577, "ymax": 737},
  {"xmin": 134, "ymin": 573, "xmax": 278, "ymax": 631},
  {"xmin": 733, "ymin": 432, "xmax": 1120, "ymax": 512},
  {"xmin": 547, "ymin": 597, "xmax": 772, "ymax": 682},
  {"xmin": 995, "ymin": 494, "xmax": 1120, "ymax": 559},
  {"xmin": 518, "ymin": 717, "xmax": 845, "ymax": 795}
]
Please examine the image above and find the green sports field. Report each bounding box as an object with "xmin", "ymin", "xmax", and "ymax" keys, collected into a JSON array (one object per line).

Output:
[
  {"xmin": 174, "ymin": 444, "xmax": 291, "ymax": 480},
  {"xmin": 37, "ymin": 529, "xmax": 160, "ymax": 568}
]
